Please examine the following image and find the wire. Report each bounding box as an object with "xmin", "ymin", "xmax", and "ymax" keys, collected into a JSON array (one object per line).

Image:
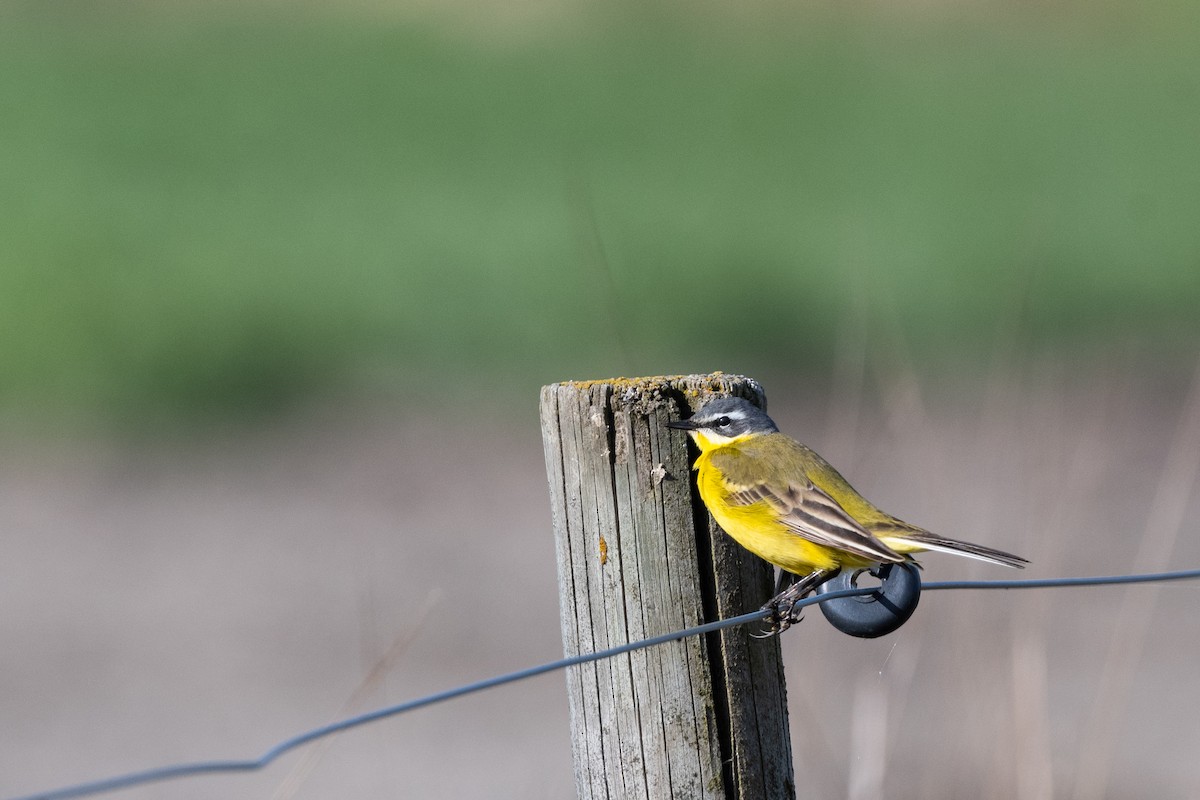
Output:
[
  {"xmin": 8, "ymin": 568, "xmax": 1200, "ymax": 800},
  {"xmin": 923, "ymin": 568, "xmax": 1200, "ymax": 591}
]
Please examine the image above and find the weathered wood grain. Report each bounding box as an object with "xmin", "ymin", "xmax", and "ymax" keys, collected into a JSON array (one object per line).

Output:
[{"xmin": 540, "ymin": 374, "xmax": 795, "ymax": 800}]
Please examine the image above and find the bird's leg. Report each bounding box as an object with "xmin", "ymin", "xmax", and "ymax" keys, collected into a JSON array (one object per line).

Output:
[
  {"xmin": 773, "ymin": 568, "xmax": 794, "ymax": 597},
  {"xmin": 756, "ymin": 568, "xmax": 839, "ymax": 637}
]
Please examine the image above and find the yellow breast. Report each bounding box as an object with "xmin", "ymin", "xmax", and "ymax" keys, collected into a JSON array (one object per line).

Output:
[{"xmin": 694, "ymin": 449, "xmax": 844, "ymax": 575}]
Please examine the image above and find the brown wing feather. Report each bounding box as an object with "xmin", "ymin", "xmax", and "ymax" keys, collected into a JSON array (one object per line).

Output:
[{"xmin": 727, "ymin": 479, "xmax": 905, "ymax": 564}]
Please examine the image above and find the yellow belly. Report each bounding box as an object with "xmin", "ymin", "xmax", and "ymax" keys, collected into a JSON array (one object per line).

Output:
[{"xmin": 696, "ymin": 458, "xmax": 854, "ymax": 575}]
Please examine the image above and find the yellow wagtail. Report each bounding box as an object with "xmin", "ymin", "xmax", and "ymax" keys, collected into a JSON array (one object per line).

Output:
[{"xmin": 667, "ymin": 397, "xmax": 1027, "ymax": 632}]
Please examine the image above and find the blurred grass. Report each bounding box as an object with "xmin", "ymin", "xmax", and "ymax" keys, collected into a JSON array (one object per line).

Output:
[{"xmin": 1, "ymin": 1, "xmax": 1198, "ymax": 428}]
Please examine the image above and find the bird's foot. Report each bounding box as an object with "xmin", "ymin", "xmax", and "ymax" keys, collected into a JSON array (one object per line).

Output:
[
  {"xmin": 752, "ymin": 598, "xmax": 803, "ymax": 638},
  {"xmin": 753, "ymin": 568, "xmax": 839, "ymax": 638}
]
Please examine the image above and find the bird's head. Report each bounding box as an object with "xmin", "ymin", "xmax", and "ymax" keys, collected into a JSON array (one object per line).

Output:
[{"xmin": 666, "ymin": 396, "xmax": 778, "ymax": 450}]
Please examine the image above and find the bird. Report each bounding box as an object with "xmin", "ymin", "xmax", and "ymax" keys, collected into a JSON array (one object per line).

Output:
[{"xmin": 667, "ymin": 396, "xmax": 1027, "ymax": 633}]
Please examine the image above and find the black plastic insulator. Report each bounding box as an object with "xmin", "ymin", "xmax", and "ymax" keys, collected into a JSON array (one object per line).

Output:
[{"xmin": 816, "ymin": 562, "xmax": 922, "ymax": 638}]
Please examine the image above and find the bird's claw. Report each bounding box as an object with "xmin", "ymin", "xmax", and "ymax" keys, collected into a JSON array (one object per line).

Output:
[
  {"xmin": 752, "ymin": 568, "xmax": 838, "ymax": 637},
  {"xmin": 753, "ymin": 598, "xmax": 804, "ymax": 638}
]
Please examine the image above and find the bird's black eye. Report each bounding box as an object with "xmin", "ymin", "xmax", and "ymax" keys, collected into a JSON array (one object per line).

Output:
[{"xmin": 715, "ymin": 416, "xmax": 732, "ymax": 428}]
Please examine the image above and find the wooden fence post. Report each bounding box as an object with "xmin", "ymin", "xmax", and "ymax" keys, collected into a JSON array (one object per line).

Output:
[{"xmin": 540, "ymin": 373, "xmax": 795, "ymax": 800}]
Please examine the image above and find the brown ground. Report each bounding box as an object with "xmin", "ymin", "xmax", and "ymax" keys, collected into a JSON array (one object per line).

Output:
[{"xmin": 2, "ymin": 362, "xmax": 1199, "ymax": 799}]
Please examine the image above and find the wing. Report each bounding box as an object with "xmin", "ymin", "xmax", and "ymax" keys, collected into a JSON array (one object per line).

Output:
[{"xmin": 712, "ymin": 450, "xmax": 905, "ymax": 564}]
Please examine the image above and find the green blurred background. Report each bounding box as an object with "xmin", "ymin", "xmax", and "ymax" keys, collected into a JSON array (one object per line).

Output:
[
  {"xmin": 3, "ymin": 2, "xmax": 1200, "ymax": 798},
  {"xmin": 3, "ymin": 0, "xmax": 1198, "ymax": 429}
]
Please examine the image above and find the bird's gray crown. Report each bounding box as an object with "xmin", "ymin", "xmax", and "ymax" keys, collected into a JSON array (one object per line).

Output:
[{"xmin": 682, "ymin": 396, "xmax": 779, "ymax": 437}]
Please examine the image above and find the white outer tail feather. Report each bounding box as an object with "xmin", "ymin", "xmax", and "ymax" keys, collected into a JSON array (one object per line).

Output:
[{"xmin": 877, "ymin": 535, "xmax": 1028, "ymax": 568}]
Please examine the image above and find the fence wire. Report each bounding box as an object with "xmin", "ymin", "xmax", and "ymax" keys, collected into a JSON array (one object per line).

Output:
[{"xmin": 8, "ymin": 567, "xmax": 1200, "ymax": 800}]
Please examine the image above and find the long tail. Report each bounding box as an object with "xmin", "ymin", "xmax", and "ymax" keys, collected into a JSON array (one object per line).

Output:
[{"xmin": 876, "ymin": 527, "xmax": 1029, "ymax": 569}]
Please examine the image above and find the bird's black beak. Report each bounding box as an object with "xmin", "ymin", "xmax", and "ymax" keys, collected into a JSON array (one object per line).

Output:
[{"xmin": 666, "ymin": 418, "xmax": 698, "ymax": 431}]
